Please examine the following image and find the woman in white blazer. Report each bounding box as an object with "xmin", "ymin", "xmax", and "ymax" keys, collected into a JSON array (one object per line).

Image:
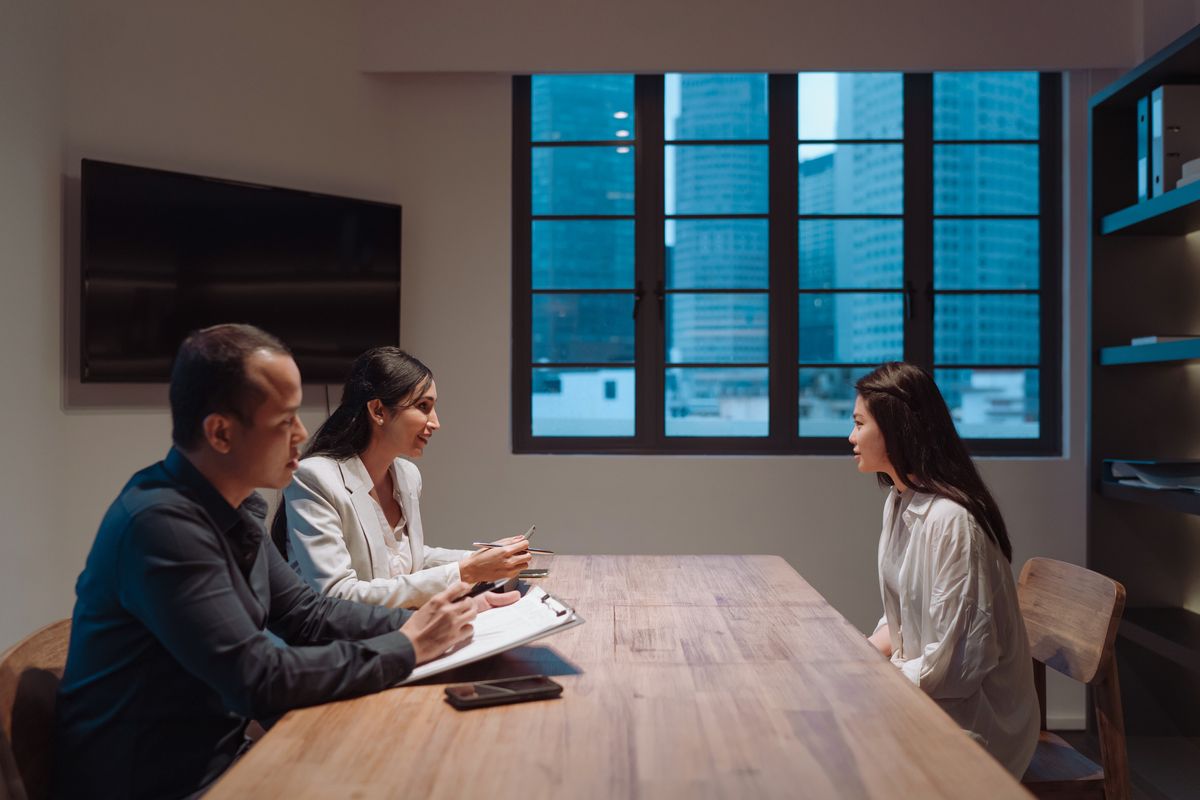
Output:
[
  {"xmin": 272, "ymin": 348, "xmax": 531, "ymax": 609},
  {"xmin": 849, "ymin": 362, "xmax": 1039, "ymax": 779}
]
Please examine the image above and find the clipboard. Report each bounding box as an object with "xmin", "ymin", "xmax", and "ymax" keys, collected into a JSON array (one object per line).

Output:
[{"xmin": 397, "ymin": 587, "xmax": 584, "ymax": 685}]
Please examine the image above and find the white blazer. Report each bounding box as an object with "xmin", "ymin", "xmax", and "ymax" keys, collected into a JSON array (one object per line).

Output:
[{"xmin": 284, "ymin": 454, "xmax": 471, "ymax": 609}]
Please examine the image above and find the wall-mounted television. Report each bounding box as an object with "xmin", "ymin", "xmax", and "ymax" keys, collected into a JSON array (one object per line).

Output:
[{"xmin": 81, "ymin": 159, "xmax": 401, "ymax": 383}]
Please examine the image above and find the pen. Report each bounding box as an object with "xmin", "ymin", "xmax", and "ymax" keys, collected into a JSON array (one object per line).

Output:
[{"xmin": 471, "ymin": 542, "xmax": 555, "ymax": 554}]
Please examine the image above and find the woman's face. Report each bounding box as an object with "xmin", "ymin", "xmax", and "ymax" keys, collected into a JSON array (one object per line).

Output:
[
  {"xmin": 849, "ymin": 394, "xmax": 892, "ymax": 476},
  {"xmin": 373, "ymin": 380, "xmax": 440, "ymax": 459}
]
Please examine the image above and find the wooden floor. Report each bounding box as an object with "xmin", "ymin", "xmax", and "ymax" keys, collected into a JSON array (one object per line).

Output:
[
  {"xmin": 208, "ymin": 555, "xmax": 1032, "ymax": 799},
  {"xmin": 1055, "ymin": 731, "xmax": 1200, "ymax": 800}
]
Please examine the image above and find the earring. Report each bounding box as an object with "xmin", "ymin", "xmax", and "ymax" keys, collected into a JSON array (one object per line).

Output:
[{"xmin": 376, "ymin": 417, "xmax": 383, "ymax": 425}]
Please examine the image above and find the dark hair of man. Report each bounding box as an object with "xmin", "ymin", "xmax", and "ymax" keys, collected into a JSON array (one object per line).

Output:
[
  {"xmin": 170, "ymin": 323, "xmax": 291, "ymax": 452},
  {"xmin": 270, "ymin": 346, "xmax": 433, "ymax": 556},
  {"xmin": 855, "ymin": 361, "xmax": 1013, "ymax": 562}
]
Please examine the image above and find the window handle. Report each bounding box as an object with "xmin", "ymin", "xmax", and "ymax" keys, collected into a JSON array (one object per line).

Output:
[
  {"xmin": 633, "ymin": 281, "xmax": 644, "ymax": 319},
  {"xmin": 655, "ymin": 280, "xmax": 665, "ymax": 321}
]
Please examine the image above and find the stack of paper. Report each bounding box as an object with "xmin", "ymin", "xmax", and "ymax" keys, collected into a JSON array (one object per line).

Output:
[
  {"xmin": 397, "ymin": 587, "xmax": 583, "ymax": 685},
  {"xmin": 1108, "ymin": 460, "xmax": 1200, "ymax": 492}
]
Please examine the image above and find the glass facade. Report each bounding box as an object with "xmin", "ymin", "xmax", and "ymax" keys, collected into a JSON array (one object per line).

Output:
[{"xmin": 519, "ymin": 72, "xmax": 1053, "ymax": 450}]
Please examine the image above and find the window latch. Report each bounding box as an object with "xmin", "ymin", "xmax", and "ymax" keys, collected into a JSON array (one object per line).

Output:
[
  {"xmin": 633, "ymin": 281, "xmax": 644, "ymax": 319},
  {"xmin": 655, "ymin": 280, "xmax": 665, "ymax": 321},
  {"xmin": 904, "ymin": 281, "xmax": 914, "ymax": 321}
]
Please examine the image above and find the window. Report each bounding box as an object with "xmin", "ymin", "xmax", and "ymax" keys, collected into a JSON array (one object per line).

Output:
[{"xmin": 513, "ymin": 73, "xmax": 1060, "ymax": 455}]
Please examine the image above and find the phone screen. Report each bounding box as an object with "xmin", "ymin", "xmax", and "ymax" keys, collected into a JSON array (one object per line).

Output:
[
  {"xmin": 446, "ymin": 677, "xmax": 554, "ymax": 700},
  {"xmin": 444, "ymin": 675, "xmax": 562, "ymax": 708}
]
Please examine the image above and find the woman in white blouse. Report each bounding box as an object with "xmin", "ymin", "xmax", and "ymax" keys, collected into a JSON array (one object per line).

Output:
[
  {"xmin": 849, "ymin": 362, "xmax": 1039, "ymax": 778},
  {"xmin": 272, "ymin": 347, "xmax": 531, "ymax": 609}
]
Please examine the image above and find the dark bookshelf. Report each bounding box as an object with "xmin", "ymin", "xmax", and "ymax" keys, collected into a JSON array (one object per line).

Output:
[
  {"xmin": 1100, "ymin": 180, "xmax": 1200, "ymax": 235},
  {"xmin": 1099, "ymin": 339, "xmax": 1200, "ymax": 365},
  {"xmin": 1098, "ymin": 480, "xmax": 1200, "ymax": 515},
  {"xmin": 1119, "ymin": 607, "xmax": 1200, "ymax": 674}
]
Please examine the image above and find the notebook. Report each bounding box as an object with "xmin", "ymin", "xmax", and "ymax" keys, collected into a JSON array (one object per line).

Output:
[{"xmin": 397, "ymin": 587, "xmax": 583, "ymax": 685}]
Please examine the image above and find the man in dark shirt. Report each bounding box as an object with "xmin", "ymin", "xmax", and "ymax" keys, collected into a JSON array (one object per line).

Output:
[{"xmin": 54, "ymin": 325, "xmax": 498, "ymax": 799}]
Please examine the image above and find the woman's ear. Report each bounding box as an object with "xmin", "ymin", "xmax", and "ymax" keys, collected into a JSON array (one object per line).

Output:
[{"xmin": 366, "ymin": 398, "xmax": 386, "ymax": 426}]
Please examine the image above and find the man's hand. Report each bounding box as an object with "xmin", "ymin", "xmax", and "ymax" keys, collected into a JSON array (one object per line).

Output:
[
  {"xmin": 473, "ymin": 590, "xmax": 520, "ymax": 613},
  {"xmin": 399, "ymin": 582, "xmax": 478, "ymax": 664},
  {"xmin": 459, "ymin": 537, "xmax": 532, "ymax": 583}
]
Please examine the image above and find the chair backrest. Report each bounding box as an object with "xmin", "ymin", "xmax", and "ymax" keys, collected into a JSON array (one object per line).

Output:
[
  {"xmin": 0, "ymin": 619, "xmax": 71, "ymax": 800},
  {"xmin": 1018, "ymin": 557, "xmax": 1125, "ymax": 685}
]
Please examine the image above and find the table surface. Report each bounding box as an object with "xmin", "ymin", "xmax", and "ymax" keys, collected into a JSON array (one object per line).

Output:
[{"xmin": 207, "ymin": 554, "xmax": 1031, "ymax": 799}]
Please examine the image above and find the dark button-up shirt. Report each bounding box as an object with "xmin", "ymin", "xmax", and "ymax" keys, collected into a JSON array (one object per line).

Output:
[{"xmin": 54, "ymin": 449, "xmax": 415, "ymax": 799}]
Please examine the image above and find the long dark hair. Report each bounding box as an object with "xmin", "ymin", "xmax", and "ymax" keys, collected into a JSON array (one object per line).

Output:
[
  {"xmin": 270, "ymin": 347, "xmax": 433, "ymax": 556},
  {"xmin": 855, "ymin": 362, "xmax": 1013, "ymax": 562}
]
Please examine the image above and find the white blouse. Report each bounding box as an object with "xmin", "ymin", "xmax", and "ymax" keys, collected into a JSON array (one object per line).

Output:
[{"xmin": 875, "ymin": 488, "xmax": 1039, "ymax": 778}]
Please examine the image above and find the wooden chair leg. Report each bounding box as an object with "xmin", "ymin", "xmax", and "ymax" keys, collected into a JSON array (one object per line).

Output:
[{"xmin": 1094, "ymin": 662, "xmax": 1129, "ymax": 800}]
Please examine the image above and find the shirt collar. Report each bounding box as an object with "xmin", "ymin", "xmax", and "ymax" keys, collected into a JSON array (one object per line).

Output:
[
  {"xmin": 900, "ymin": 488, "xmax": 936, "ymax": 523},
  {"xmin": 162, "ymin": 447, "xmax": 245, "ymax": 534}
]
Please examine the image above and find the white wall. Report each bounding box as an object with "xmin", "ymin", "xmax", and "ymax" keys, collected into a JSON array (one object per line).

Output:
[
  {"xmin": 0, "ymin": 1, "xmax": 68, "ymax": 649},
  {"xmin": 8, "ymin": 0, "xmax": 1188, "ymax": 725},
  {"xmin": 358, "ymin": 0, "xmax": 1140, "ymax": 72}
]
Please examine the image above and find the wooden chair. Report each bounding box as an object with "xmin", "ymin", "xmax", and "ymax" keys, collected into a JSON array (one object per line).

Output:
[
  {"xmin": 1018, "ymin": 558, "xmax": 1129, "ymax": 800},
  {"xmin": 0, "ymin": 619, "xmax": 71, "ymax": 800}
]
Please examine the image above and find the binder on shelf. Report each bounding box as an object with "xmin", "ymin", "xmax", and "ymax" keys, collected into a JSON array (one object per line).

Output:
[
  {"xmin": 397, "ymin": 587, "xmax": 584, "ymax": 685},
  {"xmin": 1138, "ymin": 95, "xmax": 1151, "ymax": 201},
  {"xmin": 1151, "ymin": 85, "xmax": 1200, "ymax": 197}
]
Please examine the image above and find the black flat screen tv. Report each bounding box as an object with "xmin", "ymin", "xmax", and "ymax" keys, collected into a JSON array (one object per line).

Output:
[{"xmin": 81, "ymin": 159, "xmax": 401, "ymax": 382}]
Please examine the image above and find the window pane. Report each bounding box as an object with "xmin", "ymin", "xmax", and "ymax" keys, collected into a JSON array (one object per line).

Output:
[
  {"xmin": 532, "ymin": 294, "xmax": 634, "ymax": 363},
  {"xmin": 934, "ymin": 219, "xmax": 1038, "ymax": 289},
  {"xmin": 667, "ymin": 293, "xmax": 768, "ymax": 363},
  {"xmin": 799, "ymin": 292, "xmax": 904, "ymax": 363},
  {"xmin": 665, "ymin": 368, "xmax": 768, "ymax": 437},
  {"xmin": 799, "ymin": 144, "xmax": 903, "ymax": 214},
  {"xmin": 665, "ymin": 74, "xmax": 768, "ymax": 141},
  {"xmin": 533, "ymin": 220, "xmax": 634, "ymax": 289},
  {"xmin": 532, "ymin": 367, "xmax": 634, "ymax": 436},
  {"xmin": 799, "ymin": 73, "xmax": 903, "ymax": 140},
  {"xmin": 798, "ymin": 367, "xmax": 872, "ymax": 437},
  {"xmin": 934, "ymin": 73, "xmax": 1039, "ymax": 141},
  {"xmin": 934, "ymin": 294, "xmax": 1039, "ymax": 364},
  {"xmin": 533, "ymin": 146, "xmax": 634, "ymax": 215},
  {"xmin": 667, "ymin": 219, "xmax": 768, "ymax": 289},
  {"xmin": 667, "ymin": 145, "xmax": 768, "ymax": 214},
  {"xmin": 934, "ymin": 144, "xmax": 1038, "ymax": 215},
  {"xmin": 935, "ymin": 368, "xmax": 1039, "ymax": 439},
  {"xmin": 532, "ymin": 75, "xmax": 634, "ymax": 142},
  {"xmin": 799, "ymin": 220, "xmax": 903, "ymax": 288}
]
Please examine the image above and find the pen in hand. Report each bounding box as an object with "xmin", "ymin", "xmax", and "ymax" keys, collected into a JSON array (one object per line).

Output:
[{"xmin": 471, "ymin": 541, "xmax": 554, "ymax": 554}]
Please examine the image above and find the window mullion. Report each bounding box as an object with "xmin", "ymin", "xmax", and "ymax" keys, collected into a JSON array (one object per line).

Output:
[
  {"xmin": 769, "ymin": 74, "xmax": 799, "ymax": 445},
  {"xmin": 634, "ymin": 75, "xmax": 665, "ymax": 448},
  {"xmin": 903, "ymin": 73, "xmax": 934, "ymax": 368},
  {"xmin": 511, "ymin": 76, "xmax": 534, "ymax": 452}
]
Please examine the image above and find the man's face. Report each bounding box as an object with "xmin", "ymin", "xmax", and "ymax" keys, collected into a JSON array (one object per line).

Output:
[{"xmin": 227, "ymin": 351, "xmax": 308, "ymax": 491}]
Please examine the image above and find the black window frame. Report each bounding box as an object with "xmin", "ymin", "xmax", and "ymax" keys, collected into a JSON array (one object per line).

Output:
[{"xmin": 512, "ymin": 73, "xmax": 1061, "ymax": 456}]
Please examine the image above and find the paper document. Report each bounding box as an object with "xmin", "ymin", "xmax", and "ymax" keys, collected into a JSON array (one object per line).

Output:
[
  {"xmin": 1109, "ymin": 460, "xmax": 1200, "ymax": 492},
  {"xmin": 398, "ymin": 587, "xmax": 583, "ymax": 685}
]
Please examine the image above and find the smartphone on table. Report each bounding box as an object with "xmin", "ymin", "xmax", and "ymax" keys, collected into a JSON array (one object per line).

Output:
[{"xmin": 443, "ymin": 675, "xmax": 563, "ymax": 710}]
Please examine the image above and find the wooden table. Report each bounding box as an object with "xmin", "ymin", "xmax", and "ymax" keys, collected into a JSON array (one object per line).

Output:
[{"xmin": 208, "ymin": 555, "xmax": 1031, "ymax": 799}]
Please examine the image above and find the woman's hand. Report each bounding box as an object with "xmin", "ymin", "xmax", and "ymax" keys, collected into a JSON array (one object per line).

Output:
[
  {"xmin": 473, "ymin": 590, "xmax": 520, "ymax": 613},
  {"xmin": 868, "ymin": 624, "xmax": 893, "ymax": 658},
  {"xmin": 399, "ymin": 582, "xmax": 478, "ymax": 664},
  {"xmin": 459, "ymin": 537, "xmax": 532, "ymax": 583}
]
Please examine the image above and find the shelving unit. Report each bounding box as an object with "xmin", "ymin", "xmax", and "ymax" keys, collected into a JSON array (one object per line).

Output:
[
  {"xmin": 1098, "ymin": 339, "xmax": 1200, "ymax": 365},
  {"xmin": 1089, "ymin": 22, "xmax": 1200, "ymax": 796}
]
